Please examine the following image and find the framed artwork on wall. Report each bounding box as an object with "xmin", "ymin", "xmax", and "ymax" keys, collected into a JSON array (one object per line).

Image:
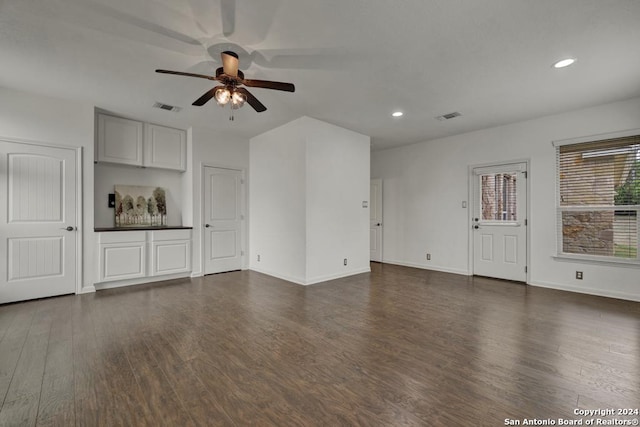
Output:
[{"xmin": 114, "ymin": 185, "xmax": 167, "ymax": 227}]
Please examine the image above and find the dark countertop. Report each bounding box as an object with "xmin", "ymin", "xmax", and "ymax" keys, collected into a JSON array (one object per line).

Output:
[{"xmin": 95, "ymin": 226, "xmax": 193, "ymax": 232}]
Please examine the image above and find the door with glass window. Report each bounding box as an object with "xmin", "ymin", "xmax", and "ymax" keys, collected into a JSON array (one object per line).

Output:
[{"xmin": 472, "ymin": 162, "xmax": 527, "ymax": 282}]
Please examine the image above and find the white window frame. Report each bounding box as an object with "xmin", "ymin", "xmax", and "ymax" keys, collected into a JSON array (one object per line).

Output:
[{"xmin": 553, "ymin": 129, "xmax": 640, "ymax": 266}]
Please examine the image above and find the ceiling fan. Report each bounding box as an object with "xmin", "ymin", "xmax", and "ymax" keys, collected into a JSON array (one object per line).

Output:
[{"xmin": 156, "ymin": 51, "xmax": 295, "ymax": 119}]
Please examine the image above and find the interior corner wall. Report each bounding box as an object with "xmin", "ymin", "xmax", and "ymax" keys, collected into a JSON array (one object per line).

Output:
[
  {"xmin": 189, "ymin": 127, "xmax": 250, "ymax": 276},
  {"xmin": 0, "ymin": 85, "xmax": 95, "ymax": 292},
  {"xmin": 371, "ymin": 96, "xmax": 640, "ymax": 302},
  {"xmin": 304, "ymin": 117, "xmax": 371, "ymax": 284},
  {"xmin": 249, "ymin": 119, "xmax": 307, "ymax": 283}
]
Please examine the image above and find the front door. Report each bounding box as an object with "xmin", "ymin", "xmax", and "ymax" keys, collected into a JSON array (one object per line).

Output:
[
  {"xmin": 0, "ymin": 140, "xmax": 78, "ymax": 303},
  {"xmin": 370, "ymin": 179, "xmax": 383, "ymax": 262},
  {"xmin": 203, "ymin": 166, "xmax": 243, "ymax": 274},
  {"xmin": 472, "ymin": 162, "xmax": 527, "ymax": 282}
]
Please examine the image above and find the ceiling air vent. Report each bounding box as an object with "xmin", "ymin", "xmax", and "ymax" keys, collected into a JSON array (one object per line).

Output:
[
  {"xmin": 153, "ymin": 102, "xmax": 181, "ymax": 112},
  {"xmin": 436, "ymin": 111, "xmax": 462, "ymax": 121}
]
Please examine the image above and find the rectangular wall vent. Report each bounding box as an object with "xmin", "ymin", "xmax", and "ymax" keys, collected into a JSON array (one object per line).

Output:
[
  {"xmin": 436, "ymin": 111, "xmax": 462, "ymax": 121},
  {"xmin": 153, "ymin": 102, "xmax": 181, "ymax": 112}
]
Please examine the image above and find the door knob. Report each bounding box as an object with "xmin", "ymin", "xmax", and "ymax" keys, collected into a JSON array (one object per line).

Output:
[
  {"xmin": 205, "ymin": 224, "xmax": 211, "ymax": 228},
  {"xmin": 60, "ymin": 226, "xmax": 75, "ymax": 231},
  {"xmin": 474, "ymin": 225, "xmax": 479, "ymax": 229},
  {"xmin": 376, "ymin": 223, "xmax": 381, "ymax": 226}
]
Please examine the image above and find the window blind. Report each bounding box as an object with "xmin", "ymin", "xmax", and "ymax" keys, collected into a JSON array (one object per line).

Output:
[{"xmin": 556, "ymin": 134, "xmax": 639, "ymax": 260}]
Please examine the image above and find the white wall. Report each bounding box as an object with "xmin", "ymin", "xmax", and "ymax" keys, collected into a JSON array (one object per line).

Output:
[
  {"xmin": 250, "ymin": 119, "xmax": 307, "ymax": 283},
  {"xmin": 0, "ymin": 86, "xmax": 95, "ymax": 292},
  {"xmin": 305, "ymin": 117, "xmax": 371, "ymax": 283},
  {"xmin": 189, "ymin": 126, "xmax": 250, "ymax": 276},
  {"xmin": 372, "ymin": 96, "xmax": 640, "ymax": 301},
  {"xmin": 250, "ymin": 116, "xmax": 371, "ymax": 285}
]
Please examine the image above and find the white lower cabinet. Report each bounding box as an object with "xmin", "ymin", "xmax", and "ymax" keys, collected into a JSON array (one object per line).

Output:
[
  {"xmin": 150, "ymin": 230, "xmax": 192, "ymax": 276},
  {"xmin": 97, "ymin": 229, "xmax": 191, "ymax": 287}
]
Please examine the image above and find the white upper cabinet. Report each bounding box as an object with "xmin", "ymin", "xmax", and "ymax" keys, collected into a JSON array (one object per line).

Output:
[
  {"xmin": 97, "ymin": 114, "xmax": 144, "ymax": 166},
  {"xmin": 144, "ymin": 123, "xmax": 186, "ymax": 171},
  {"xmin": 96, "ymin": 113, "xmax": 186, "ymax": 172}
]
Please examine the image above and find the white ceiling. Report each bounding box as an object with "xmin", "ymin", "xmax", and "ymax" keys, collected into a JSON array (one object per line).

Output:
[{"xmin": 1, "ymin": 0, "xmax": 640, "ymax": 150}]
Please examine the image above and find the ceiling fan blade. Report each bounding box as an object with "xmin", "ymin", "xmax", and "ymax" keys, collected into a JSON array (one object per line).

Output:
[
  {"xmin": 221, "ymin": 51, "xmax": 239, "ymax": 77},
  {"xmin": 156, "ymin": 69, "xmax": 217, "ymax": 81},
  {"xmin": 243, "ymin": 79, "xmax": 295, "ymax": 92},
  {"xmin": 221, "ymin": 0, "xmax": 236, "ymax": 37},
  {"xmin": 235, "ymin": 87, "xmax": 267, "ymax": 113},
  {"xmin": 193, "ymin": 86, "xmax": 224, "ymax": 106}
]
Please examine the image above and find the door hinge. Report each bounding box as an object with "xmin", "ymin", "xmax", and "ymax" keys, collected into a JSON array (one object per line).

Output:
[
  {"xmin": 523, "ymin": 171, "xmax": 528, "ymax": 178},
  {"xmin": 525, "ymin": 219, "xmax": 528, "ymax": 226},
  {"xmin": 525, "ymin": 266, "xmax": 528, "ymax": 273}
]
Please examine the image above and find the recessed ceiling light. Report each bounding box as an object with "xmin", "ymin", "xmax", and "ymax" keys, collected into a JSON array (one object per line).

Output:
[
  {"xmin": 392, "ymin": 111, "xmax": 403, "ymax": 117},
  {"xmin": 553, "ymin": 58, "xmax": 576, "ymax": 69}
]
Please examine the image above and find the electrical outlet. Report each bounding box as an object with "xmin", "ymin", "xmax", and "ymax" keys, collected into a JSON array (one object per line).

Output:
[
  {"xmin": 576, "ymin": 271, "xmax": 583, "ymax": 280},
  {"xmin": 426, "ymin": 253, "xmax": 431, "ymax": 260},
  {"xmin": 257, "ymin": 254, "xmax": 261, "ymax": 262},
  {"xmin": 344, "ymin": 258, "xmax": 348, "ymax": 266}
]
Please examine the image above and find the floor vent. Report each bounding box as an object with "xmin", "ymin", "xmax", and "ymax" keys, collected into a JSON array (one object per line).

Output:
[
  {"xmin": 436, "ymin": 111, "xmax": 462, "ymax": 121},
  {"xmin": 153, "ymin": 102, "xmax": 181, "ymax": 112}
]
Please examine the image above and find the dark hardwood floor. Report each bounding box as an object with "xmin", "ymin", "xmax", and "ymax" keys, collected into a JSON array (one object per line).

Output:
[{"xmin": 0, "ymin": 263, "xmax": 639, "ymax": 426}]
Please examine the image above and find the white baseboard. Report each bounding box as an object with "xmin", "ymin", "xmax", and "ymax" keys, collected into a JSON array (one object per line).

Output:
[
  {"xmin": 249, "ymin": 267, "xmax": 307, "ymax": 285},
  {"xmin": 94, "ymin": 272, "xmax": 191, "ymax": 291},
  {"xmin": 249, "ymin": 266, "xmax": 371, "ymax": 286},
  {"xmin": 530, "ymin": 280, "xmax": 640, "ymax": 302},
  {"xmin": 305, "ymin": 267, "xmax": 371, "ymax": 285},
  {"xmin": 78, "ymin": 285, "xmax": 96, "ymax": 294},
  {"xmin": 382, "ymin": 259, "xmax": 469, "ymax": 276}
]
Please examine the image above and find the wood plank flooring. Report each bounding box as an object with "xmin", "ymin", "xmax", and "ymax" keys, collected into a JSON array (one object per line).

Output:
[{"xmin": 0, "ymin": 263, "xmax": 639, "ymax": 426}]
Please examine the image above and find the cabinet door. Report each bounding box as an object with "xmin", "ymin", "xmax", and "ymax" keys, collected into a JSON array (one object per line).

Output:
[
  {"xmin": 150, "ymin": 240, "xmax": 191, "ymax": 276},
  {"xmin": 97, "ymin": 114, "xmax": 144, "ymax": 166},
  {"xmin": 99, "ymin": 242, "xmax": 146, "ymax": 282},
  {"xmin": 144, "ymin": 124, "xmax": 186, "ymax": 171}
]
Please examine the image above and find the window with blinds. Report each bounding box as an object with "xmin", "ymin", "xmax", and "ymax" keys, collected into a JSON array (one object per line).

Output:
[{"xmin": 557, "ymin": 134, "xmax": 639, "ymax": 261}]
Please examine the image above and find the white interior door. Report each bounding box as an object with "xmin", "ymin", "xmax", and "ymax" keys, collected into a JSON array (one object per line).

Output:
[
  {"xmin": 203, "ymin": 166, "xmax": 243, "ymax": 274},
  {"xmin": 370, "ymin": 179, "xmax": 383, "ymax": 262},
  {"xmin": 472, "ymin": 162, "xmax": 527, "ymax": 282},
  {"xmin": 0, "ymin": 140, "xmax": 77, "ymax": 304}
]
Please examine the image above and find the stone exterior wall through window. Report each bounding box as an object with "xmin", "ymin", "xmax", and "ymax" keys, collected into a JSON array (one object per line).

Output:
[{"xmin": 559, "ymin": 152, "xmax": 633, "ymax": 256}]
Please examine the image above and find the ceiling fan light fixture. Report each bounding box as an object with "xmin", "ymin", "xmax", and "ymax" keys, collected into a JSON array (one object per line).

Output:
[
  {"xmin": 214, "ymin": 87, "xmax": 231, "ymax": 105},
  {"xmin": 392, "ymin": 111, "xmax": 403, "ymax": 117},
  {"xmin": 231, "ymin": 90, "xmax": 247, "ymax": 108}
]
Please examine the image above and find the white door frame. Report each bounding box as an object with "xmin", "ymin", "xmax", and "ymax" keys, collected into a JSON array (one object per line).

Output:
[
  {"xmin": 0, "ymin": 136, "xmax": 83, "ymax": 295},
  {"xmin": 467, "ymin": 159, "xmax": 530, "ymax": 284},
  {"xmin": 200, "ymin": 163, "xmax": 247, "ymax": 274}
]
